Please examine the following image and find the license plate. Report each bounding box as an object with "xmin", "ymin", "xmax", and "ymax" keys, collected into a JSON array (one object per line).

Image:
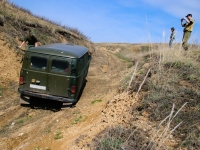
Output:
[{"xmin": 30, "ymin": 84, "xmax": 46, "ymax": 90}]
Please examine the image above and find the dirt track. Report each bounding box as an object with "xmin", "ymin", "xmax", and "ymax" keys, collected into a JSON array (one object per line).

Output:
[{"xmin": 0, "ymin": 40, "xmax": 131, "ymax": 150}]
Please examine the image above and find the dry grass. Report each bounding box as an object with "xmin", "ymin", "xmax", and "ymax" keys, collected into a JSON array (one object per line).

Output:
[
  {"xmin": 91, "ymin": 43, "xmax": 200, "ymax": 150},
  {"xmin": 137, "ymin": 43, "xmax": 200, "ymax": 149},
  {"xmin": 6, "ymin": 0, "xmax": 89, "ymax": 40},
  {"xmin": 0, "ymin": 0, "xmax": 94, "ymax": 53}
]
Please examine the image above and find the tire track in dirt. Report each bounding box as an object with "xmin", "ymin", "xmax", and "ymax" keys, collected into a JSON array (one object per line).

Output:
[{"xmin": 0, "ymin": 106, "xmax": 22, "ymax": 131}]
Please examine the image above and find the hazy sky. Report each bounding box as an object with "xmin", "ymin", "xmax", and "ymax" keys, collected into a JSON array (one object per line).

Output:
[{"xmin": 10, "ymin": 0, "xmax": 200, "ymax": 43}]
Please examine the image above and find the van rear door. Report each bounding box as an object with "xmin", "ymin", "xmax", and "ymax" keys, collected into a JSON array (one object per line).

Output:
[
  {"xmin": 48, "ymin": 56, "xmax": 71, "ymax": 97},
  {"xmin": 25, "ymin": 53, "xmax": 49, "ymax": 94}
]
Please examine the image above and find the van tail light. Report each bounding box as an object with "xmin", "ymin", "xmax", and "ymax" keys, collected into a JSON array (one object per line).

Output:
[
  {"xmin": 19, "ymin": 76, "xmax": 24, "ymax": 85},
  {"xmin": 71, "ymin": 86, "xmax": 76, "ymax": 94}
]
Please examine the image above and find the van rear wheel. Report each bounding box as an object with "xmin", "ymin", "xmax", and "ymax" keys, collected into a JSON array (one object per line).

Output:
[
  {"xmin": 54, "ymin": 101, "xmax": 63, "ymax": 110},
  {"xmin": 30, "ymin": 97, "xmax": 41, "ymax": 109},
  {"xmin": 29, "ymin": 97, "xmax": 35, "ymax": 109}
]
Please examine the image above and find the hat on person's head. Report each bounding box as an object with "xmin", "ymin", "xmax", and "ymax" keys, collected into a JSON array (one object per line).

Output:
[
  {"xmin": 171, "ymin": 27, "xmax": 175, "ymax": 30},
  {"xmin": 186, "ymin": 14, "xmax": 192, "ymax": 17}
]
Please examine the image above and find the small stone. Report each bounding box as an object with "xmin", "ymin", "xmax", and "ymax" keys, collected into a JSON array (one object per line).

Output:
[{"xmin": 18, "ymin": 133, "xmax": 24, "ymax": 136}]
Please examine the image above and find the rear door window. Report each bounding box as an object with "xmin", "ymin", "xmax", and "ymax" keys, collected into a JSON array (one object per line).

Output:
[
  {"xmin": 30, "ymin": 56, "xmax": 47, "ymax": 70},
  {"xmin": 51, "ymin": 60, "xmax": 69, "ymax": 74}
]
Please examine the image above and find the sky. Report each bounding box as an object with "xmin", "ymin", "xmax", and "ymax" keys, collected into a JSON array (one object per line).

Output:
[{"xmin": 10, "ymin": 0, "xmax": 200, "ymax": 44}]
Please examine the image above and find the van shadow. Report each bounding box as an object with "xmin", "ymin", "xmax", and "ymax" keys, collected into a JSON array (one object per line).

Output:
[
  {"xmin": 20, "ymin": 79, "xmax": 88, "ymax": 111},
  {"xmin": 20, "ymin": 96, "xmax": 65, "ymax": 112}
]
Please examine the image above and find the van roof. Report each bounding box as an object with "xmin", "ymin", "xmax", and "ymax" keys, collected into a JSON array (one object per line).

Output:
[{"xmin": 28, "ymin": 43, "xmax": 88, "ymax": 58}]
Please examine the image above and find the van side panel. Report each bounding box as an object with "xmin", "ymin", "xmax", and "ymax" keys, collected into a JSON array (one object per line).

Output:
[{"xmin": 73, "ymin": 53, "xmax": 91, "ymax": 99}]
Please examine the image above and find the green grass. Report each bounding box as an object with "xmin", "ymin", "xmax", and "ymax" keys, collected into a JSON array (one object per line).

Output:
[
  {"xmin": 71, "ymin": 115, "xmax": 87, "ymax": 125},
  {"xmin": 114, "ymin": 53, "xmax": 131, "ymax": 62},
  {"xmin": 54, "ymin": 130, "xmax": 63, "ymax": 140},
  {"xmin": 71, "ymin": 116, "xmax": 82, "ymax": 125},
  {"xmin": 45, "ymin": 129, "xmax": 51, "ymax": 134},
  {"xmin": 91, "ymin": 99, "xmax": 102, "ymax": 104},
  {"xmin": 127, "ymin": 63, "xmax": 133, "ymax": 68},
  {"xmin": 72, "ymin": 111, "xmax": 80, "ymax": 115},
  {"xmin": 26, "ymin": 116, "xmax": 32, "ymax": 120},
  {"xmin": 33, "ymin": 146, "xmax": 41, "ymax": 150},
  {"xmin": 18, "ymin": 118, "xmax": 23, "ymax": 124},
  {"xmin": 99, "ymin": 138, "xmax": 123, "ymax": 150},
  {"xmin": 0, "ymin": 84, "xmax": 5, "ymax": 97}
]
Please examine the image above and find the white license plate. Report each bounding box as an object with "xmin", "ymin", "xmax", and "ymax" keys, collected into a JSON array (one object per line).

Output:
[{"xmin": 30, "ymin": 84, "xmax": 46, "ymax": 90}]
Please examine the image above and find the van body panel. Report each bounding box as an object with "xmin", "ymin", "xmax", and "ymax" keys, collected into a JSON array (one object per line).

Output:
[
  {"xmin": 48, "ymin": 56, "xmax": 72, "ymax": 97},
  {"xmin": 23, "ymin": 53, "xmax": 49, "ymax": 94}
]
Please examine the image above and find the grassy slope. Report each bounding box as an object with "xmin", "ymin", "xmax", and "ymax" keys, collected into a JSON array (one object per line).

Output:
[
  {"xmin": 0, "ymin": 0, "xmax": 95, "ymax": 53},
  {"xmin": 91, "ymin": 43, "xmax": 200, "ymax": 149}
]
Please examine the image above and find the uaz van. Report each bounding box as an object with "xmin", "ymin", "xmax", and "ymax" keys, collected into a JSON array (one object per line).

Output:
[{"xmin": 18, "ymin": 43, "xmax": 91, "ymax": 107}]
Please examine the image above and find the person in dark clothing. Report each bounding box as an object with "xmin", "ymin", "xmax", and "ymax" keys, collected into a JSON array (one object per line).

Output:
[{"xmin": 18, "ymin": 30, "xmax": 38, "ymax": 49}]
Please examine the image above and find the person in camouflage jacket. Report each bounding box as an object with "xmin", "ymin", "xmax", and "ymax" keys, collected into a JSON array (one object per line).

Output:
[{"xmin": 181, "ymin": 14, "xmax": 195, "ymax": 50}]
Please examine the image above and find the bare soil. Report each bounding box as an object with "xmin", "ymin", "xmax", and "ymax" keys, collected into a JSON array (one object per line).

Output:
[{"xmin": 0, "ymin": 39, "xmax": 134, "ymax": 150}]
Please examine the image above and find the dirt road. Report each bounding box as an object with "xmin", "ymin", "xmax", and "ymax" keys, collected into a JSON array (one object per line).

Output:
[{"xmin": 0, "ymin": 40, "xmax": 131, "ymax": 150}]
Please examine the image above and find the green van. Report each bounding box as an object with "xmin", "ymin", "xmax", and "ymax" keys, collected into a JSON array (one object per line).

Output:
[{"xmin": 18, "ymin": 43, "xmax": 91, "ymax": 107}]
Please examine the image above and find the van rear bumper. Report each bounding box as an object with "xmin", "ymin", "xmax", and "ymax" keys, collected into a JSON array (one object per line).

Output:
[{"xmin": 18, "ymin": 88, "xmax": 77, "ymax": 104}]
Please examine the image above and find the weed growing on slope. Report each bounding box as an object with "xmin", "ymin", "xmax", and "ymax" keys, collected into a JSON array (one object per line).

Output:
[
  {"xmin": 91, "ymin": 99, "xmax": 103, "ymax": 104},
  {"xmin": 54, "ymin": 130, "xmax": 63, "ymax": 140}
]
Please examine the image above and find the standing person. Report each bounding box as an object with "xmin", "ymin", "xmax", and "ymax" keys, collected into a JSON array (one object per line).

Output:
[
  {"xmin": 181, "ymin": 14, "xmax": 195, "ymax": 50},
  {"xmin": 169, "ymin": 27, "xmax": 176, "ymax": 48},
  {"xmin": 18, "ymin": 30, "xmax": 38, "ymax": 49}
]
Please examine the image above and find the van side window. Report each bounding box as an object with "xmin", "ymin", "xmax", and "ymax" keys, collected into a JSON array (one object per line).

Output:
[
  {"xmin": 30, "ymin": 56, "xmax": 47, "ymax": 70},
  {"xmin": 51, "ymin": 60, "xmax": 69, "ymax": 73}
]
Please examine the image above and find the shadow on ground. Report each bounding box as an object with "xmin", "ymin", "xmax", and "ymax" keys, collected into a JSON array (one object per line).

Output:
[{"xmin": 20, "ymin": 79, "xmax": 88, "ymax": 112}]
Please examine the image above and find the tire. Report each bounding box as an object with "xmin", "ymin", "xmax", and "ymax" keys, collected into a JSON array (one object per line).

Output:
[{"xmin": 54, "ymin": 101, "xmax": 63, "ymax": 110}]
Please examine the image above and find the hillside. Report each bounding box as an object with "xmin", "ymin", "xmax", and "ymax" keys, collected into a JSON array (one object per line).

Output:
[
  {"xmin": 1, "ymin": 1, "xmax": 200, "ymax": 150},
  {"xmin": 0, "ymin": 1, "xmax": 95, "ymax": 51}
]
